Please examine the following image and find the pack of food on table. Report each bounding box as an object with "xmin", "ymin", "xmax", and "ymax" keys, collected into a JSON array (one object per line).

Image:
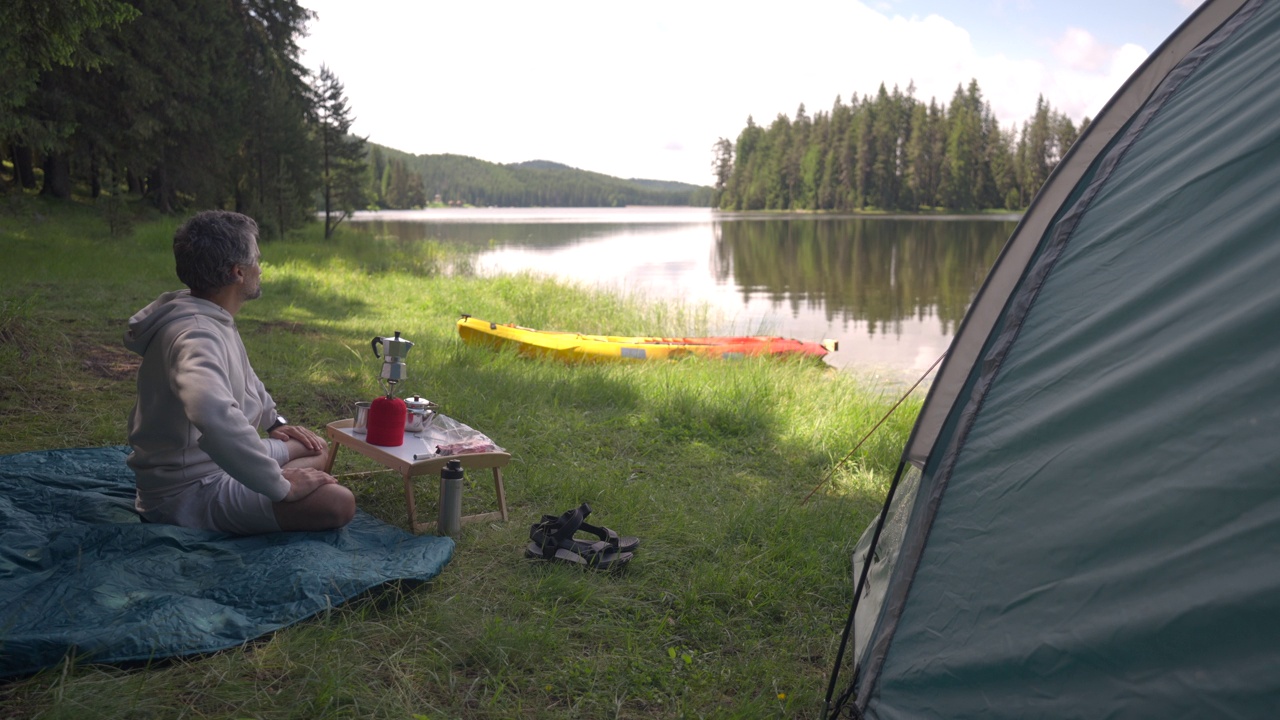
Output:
[
  {"xmin": 428, "ymin": 414, "xmax": 503, "ymax": 456},
  {"xmin": 435, "ymin": 438, "xmax": 499, "ymax": 456}
]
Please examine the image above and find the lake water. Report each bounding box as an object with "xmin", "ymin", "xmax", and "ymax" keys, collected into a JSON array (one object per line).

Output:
[{"xmin": 346, "ymin": 207, "xmax": 1018, "ymax": 382}]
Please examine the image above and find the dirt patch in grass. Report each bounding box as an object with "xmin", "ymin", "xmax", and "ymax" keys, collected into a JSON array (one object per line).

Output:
[
  {"xmin": 81, "ymin": 343, "xmax": 140, "ymax": 381},
  {"xmin": 0, "ymin": 326, "xmax": 31, "ymax": 360},
  {"xmin": 1, "ymin": 313, "xmax": 37, "ymax": 361}
]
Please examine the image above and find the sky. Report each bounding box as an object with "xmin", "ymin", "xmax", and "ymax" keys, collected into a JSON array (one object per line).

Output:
[{"xmin": 297, "ymin": 0, "xmax": 1202, "ymax": 187}]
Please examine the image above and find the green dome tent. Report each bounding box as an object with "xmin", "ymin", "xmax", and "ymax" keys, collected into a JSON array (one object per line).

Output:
[{"xmin": 826, "ymin": 0, "xmax": 1280, "ymax": 717}]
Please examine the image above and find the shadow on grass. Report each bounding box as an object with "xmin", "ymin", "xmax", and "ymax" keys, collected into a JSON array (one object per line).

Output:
[{"xmin": 255, "ymin": 275, "xmax": 373, "ymax": 323}]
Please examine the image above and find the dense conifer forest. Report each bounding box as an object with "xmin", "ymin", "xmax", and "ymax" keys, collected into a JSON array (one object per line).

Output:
[
  {"xmin": 713, "ymin": 81, "xmax": 1084, "ymax": 212},
  {"xmin": 0, "ymin": 0, "xmax": 709, "ymax": 234},
  {"xmin": 2, "ymin": 0, "xmax": 373, "ymax": 237},
  {"xmin": 4, "ymin": 1, "xmax": 1082, "ymax": 227}
]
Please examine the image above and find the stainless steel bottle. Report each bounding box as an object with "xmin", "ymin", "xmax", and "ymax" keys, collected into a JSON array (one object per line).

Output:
[{"xmin": 438, "ymin": 459, "xmax": 464, "ymax": 537}]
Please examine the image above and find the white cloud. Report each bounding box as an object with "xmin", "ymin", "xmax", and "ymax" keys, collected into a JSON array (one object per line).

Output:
[
  {"xmin": 1035, "ymin": 39, "xmax": 1148, "ymax": 123},
  {"xmin": 300, "ymin": 1, "xmax": 1154, "ymax": 185},
  {"xmin": 1053, "ymin": 27, "xmax": 1111, "ymax": 72}
]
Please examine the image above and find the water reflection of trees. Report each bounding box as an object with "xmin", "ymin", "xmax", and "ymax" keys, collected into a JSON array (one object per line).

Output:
[
  {"xmin": 713, "ymin": 219, "xmax": 1011, "ymax": 336},
  {"xmin": 357, "ymin": 215, "xmax": 1012, "ymax": 342},
  {"xmin": 355, "ymin": 220, "xmax": 691, "ymax": 250}
]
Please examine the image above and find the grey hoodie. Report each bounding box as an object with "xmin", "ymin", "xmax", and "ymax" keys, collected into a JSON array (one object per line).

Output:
[{"xmin": 125, "ymin": 290, "xmax": 291, "ymax": 508}]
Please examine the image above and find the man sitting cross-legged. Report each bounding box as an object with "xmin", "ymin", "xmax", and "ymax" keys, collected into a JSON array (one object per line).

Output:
[{"xmin": 124, "ymin": 210, "xmax": 356, "ymax": 534}]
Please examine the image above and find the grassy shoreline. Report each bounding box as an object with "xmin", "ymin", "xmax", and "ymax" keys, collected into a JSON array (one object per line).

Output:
[{"xmin": 1, "ymin": 198, "xmax": 920, "ymax": 719}]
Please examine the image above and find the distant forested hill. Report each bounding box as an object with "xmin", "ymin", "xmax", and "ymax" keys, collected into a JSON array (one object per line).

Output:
[{"xmin": 367, "ymin": 144, "xmax": 713, "ymax": 208}]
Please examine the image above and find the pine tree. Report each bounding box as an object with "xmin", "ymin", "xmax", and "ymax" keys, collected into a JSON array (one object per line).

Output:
[
  {"xmin": 728, "ymin": 116, "xmax": 764, "ymax": 210},
  {"xmin": 1051, "ymin": 112, "xmax": 1080, "ymax": 168},
  {"xmin": 1020, "ymin": 95, "xmax": 1054, "ymax": 203},
  {"xmin": 313, "ymin": 64, "xmax": 369, "ymax": 238},
  {"xmin": 711, "ymin": 138, "xmax": 734, "ymax": 208},
  {"xmin": 834, "ymin": 94, "xmax": 860, "ymax": 210},
  {"xmin": 817, "ymin": 95, "xmax": 849, "ymax": 210},
  {"xmin": 988, "ymin": 124, "xmax": 1019, "ymax": 210},
  {"xmin": 234, "ymin": 0, "xmax": 319, "ymax": 235},
  {"xmin": 0, "ymin": 0, "xmax": 138, "ymax": 191},
  {"xmin": 787, "ymin": 104, "xmax": 811, "ymax": 207},
  {"xmin": 764, "ymin": 113, "xmax": 793, "ymax": 209},
  {"xmin": 386, "ymin": 158, "xmax": 410, "ymax": 208},
  {"xmin": 943, "ymin": 84, "xmax": 978, "ymax": 210},
  {"xmin": 405, "ymin": 171, "xmax": 426, "ymax": 208},
  {"xmin": 905, "ymin": 101, "xmax": 930, "ymax": 209},
  {"xmin": 799, "ymin": 111, "xmax": 828, "ymax": 210},
  {"xmin": 369, "ymin": 145, "xmax": 387, "ymax": 207},
  {"xmin": 853, "ymin": 98, "xmax": 876, "ymax": 208}
]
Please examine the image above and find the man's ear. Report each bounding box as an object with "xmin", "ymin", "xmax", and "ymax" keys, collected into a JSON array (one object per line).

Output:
[{"xmin": 230, "ymin": 263, "xmax": 246, "ymax": 285}]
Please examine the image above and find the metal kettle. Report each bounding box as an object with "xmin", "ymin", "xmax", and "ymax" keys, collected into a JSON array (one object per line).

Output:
[{"xmin": 404, "ymin": 394, "xmax": 440, "ymax": 433}]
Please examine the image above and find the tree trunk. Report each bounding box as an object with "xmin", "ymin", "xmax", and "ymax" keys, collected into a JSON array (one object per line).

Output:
[
  {"xmin": 90, "ymin": 156, "xmax": 102, "ymax": 199},
  {"xmin": 12, "ymin": 146, "xmax": 37, "ymax": 189},
  {"xmin": 324, "ymin": 186, "xmax": 333, "ymax": 238},
  {"xmin": 147, "ymin": 166, "xmax": 171, "ymax": 213},
  {"xmin": 40, "ymin": 153, "xmax": 72, "ymax": 199},
  {"xmin": 276, "ymin": 155, "xmax": 286, "ymax": 240}
]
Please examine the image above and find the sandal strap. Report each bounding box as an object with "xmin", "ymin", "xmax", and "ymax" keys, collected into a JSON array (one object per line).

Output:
[
  {"xmin": 578, "ymin": 520, "xmax": 620, "ymax": 548},
  {"xmin": 552, "ymin": 519, "xmax": 614, "ymax": 558},
  {"xmin": 579, "ymin": 539, "xmax": 612, "ymax": 556},
  {"xmin": 530, "ymin": 503, "xmax": 593, "ymax": 551},
  {"xmin": 549, "ymin": 504, "xmax": 587, "ymax": 543},
  {"xmin": 544, "ymin": 503, "xmax": 592, "ymax": 529},
  {"xmin": 529, "ymin": 532, "xmax": 611, "ymax": 561},
  {"xmin": 531, "ymin": 504, "xmax": 589, "ymax": 540},
  {"xmin": 583, "ymin": 546, "xmax": 621, "ymax": 568}
]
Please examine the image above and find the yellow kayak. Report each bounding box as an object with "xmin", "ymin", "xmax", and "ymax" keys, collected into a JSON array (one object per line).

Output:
[{"xmin": 457, "ymin": 315, "xmax": 837, "ymax": 363}]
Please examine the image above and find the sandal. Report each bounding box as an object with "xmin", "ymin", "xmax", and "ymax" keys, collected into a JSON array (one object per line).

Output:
[
  {"xmin": 525, "ymin": 503, "xmax": 635, "ymax": 571},
  {"xmin": 523, "ymin": 541, "xmax": 633, "ymax": 570},
  {"xmin": 531, "ymin": 503, "xmax": 640, "ymax": 555}
]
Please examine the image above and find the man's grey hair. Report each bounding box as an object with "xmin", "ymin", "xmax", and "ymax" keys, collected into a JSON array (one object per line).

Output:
[{"xmin": 173, "ymin": 211, "xmax": 259, "ymax": 293}]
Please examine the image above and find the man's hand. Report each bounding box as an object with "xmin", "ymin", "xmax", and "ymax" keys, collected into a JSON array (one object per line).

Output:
[
  {"xmin": 281, "ymin": 466, "xmax": 337, "ymax": 502},
  {"xmin": 270, "ymin": 424, "xmax": 327, "ymax": 458}
]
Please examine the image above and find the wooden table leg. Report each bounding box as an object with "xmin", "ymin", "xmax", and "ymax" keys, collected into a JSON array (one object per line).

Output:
[
  {"xmin": 402, "ymin": 468, "xmax": 418, "ymax": 532},
  {"xmin": 322, "ymin": 440, "xmax": 341, "ymax": 473},
  {"xmin": 493, "ymin": 467, "xmax": 508, "ymax": 522}
]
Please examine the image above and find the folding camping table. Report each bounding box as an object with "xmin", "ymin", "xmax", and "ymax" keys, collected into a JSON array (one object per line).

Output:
[{"xmin": 322, "ymin": 416, "xmax": 509, "ymax": 535}]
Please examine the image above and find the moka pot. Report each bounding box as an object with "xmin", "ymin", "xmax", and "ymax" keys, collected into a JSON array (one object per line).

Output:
[
  {"xmin": 371, "ymin": 331, "xmax": 414, "ymax": 392},
  {"xmin": 366, "ymin": 331, "xmax": 414, "ymax": 446}
]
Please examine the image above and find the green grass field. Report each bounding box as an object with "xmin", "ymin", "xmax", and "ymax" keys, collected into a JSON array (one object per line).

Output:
[{"xmin": 0, "ymin": 196, "xmax": 921, "ymax": 719}]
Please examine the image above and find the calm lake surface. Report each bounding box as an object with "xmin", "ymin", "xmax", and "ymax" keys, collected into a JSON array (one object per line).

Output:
[{"xmin": 346, "ymin": 207, "xmax": 1018, "ymax": 382}]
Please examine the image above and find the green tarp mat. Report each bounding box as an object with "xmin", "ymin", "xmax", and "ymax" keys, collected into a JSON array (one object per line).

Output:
[{"xmin": 0, "ymin": 447, "xmax": 454, "ymax": 678}]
